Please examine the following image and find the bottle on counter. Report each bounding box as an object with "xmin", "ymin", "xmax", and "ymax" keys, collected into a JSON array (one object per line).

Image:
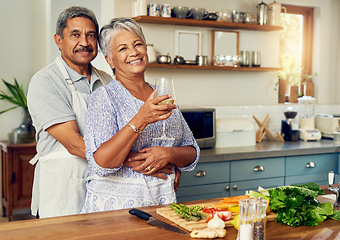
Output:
[
  {"xmin": 237, "ymin": 198, "xmax": 254, "ymax": 240},
  {"xmin": 253, "ymin": 197, "xmax": 268, "ymax": 240}
]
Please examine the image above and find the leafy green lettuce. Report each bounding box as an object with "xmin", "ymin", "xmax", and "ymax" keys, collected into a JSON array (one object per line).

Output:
[
  {"xmin": 330, "ymin": 210, "xmax": 340, "ymax": 221},
  {"xmin": 265, "ymin": 183, "xmax": 335, "ymax": 227}
]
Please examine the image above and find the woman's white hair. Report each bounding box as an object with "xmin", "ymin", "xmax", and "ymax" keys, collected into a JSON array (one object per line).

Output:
[{"xmin": 99, "ymin": 18, "xmax": 146, "ymax": 58}]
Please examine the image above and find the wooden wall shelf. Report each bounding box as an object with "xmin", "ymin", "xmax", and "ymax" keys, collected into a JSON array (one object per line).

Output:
[
  {"xmin": 147, "ymin": 63, "xmax": 281, "ymax": 72},
  {"xmin": 133, "ymin": 16, "xmax": 283, "ymax": 31}
]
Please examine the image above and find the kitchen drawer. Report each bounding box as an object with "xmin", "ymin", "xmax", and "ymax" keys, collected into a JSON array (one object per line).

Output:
[
  {"xmin": 230, "ymin": 157, "xmax": 285, "ymax": 182},
  {"xmin": 180, "ymin": 162, "xmax": 230, "ymax": 187},
  {"xmin": 285, "ymin": 153, "xmax": 338, "ymax": 176},
  {"xmin": 285, "ymin": 173, "xmax": 329, "ymax": 186},
  {"xmin": 229, "ymin": 177, "xmax": 284, "ymax": 197},
  {"xmin": 176, "ymin": 183, "xmax": 229, "ymax": 202}
]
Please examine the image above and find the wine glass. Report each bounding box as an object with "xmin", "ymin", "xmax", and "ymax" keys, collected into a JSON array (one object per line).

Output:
[{"xmin": 154, "ymin": 77, "xmax": 176, "ymax": 141}]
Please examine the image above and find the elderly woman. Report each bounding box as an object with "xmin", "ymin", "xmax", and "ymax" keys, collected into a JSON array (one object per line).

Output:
[{"xmin": 81, "ymin": 18, "xmax": 199, "ymax": 213}]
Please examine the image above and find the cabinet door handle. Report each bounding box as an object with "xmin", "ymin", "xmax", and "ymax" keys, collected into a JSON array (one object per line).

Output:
[
  {"xmin": 194, "ymin": 170, "xmax": 206, "ymax": 177},
  {"xmin": 225, "ymin": 186, "xmax": 230, "ymax": 192},
  {"xmin": 305, "ymin": 162, "xmax": 316, "ymax": 168},
  {"xmin": 254, "ymin": 165, "xmax": 265, "ymax": 172},
  {"xmin": 232, "ymin": 185, "xmax": 237, "ymax": 190}
]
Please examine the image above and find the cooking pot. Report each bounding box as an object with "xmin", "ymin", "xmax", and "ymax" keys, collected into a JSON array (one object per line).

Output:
[{"xmin": 157, "ymin": 54, "xmax": 171, "ymax": 64}]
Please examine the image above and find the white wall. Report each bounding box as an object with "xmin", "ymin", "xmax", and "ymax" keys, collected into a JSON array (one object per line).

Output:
[
  {"xmin": 0, "ymin": 0, "xmax": 339, "ymax": 140},
  {"xmin": 0, "ymin": 0, "xmax": 46, "ymax": 141}
]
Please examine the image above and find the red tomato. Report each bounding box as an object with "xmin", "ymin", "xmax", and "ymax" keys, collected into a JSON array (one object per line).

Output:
[
  {"xmin": 217, "ymin": 211, "xmax": 232, "ymax": 221},
  {"xmin": 203, "ymin": 208, "xmax": 232, "ymax": 222}
]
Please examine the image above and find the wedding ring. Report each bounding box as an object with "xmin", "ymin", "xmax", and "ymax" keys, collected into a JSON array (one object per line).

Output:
[{"xmin": 146, "ymin": 165, "xmax": 152, "ymax": 171}]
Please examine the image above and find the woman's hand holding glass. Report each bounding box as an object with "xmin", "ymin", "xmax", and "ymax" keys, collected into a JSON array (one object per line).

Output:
[
  {"xmin": 126, "ymin": 78, "xmax": 177, "ymax": 177},
  {"xmin": 154, "ymin": 78, "xmax": 176, "ymax": 140},
  {"xmin": 132, "ymin": 88, "xmax": 176, "ymax": 131}
]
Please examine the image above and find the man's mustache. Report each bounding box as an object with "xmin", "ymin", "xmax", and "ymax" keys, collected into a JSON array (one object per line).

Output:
[{"xmin": 74, "ymin": 47, "xmax": 94, "ymax": 53}]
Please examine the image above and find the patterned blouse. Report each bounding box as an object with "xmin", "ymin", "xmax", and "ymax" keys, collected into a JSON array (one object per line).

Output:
[{"xmin": 81, "ymin": 80, "xmax": 200, "ymax": 213}]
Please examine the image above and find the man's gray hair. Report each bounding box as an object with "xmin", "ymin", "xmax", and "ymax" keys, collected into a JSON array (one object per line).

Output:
[
  {"xmin": 56, "ymin": 6, "xmax": 99, "ymax": 38},
  {"xmin": 99, "ymin": 18, "xmax": 146, "ymax": 58}
]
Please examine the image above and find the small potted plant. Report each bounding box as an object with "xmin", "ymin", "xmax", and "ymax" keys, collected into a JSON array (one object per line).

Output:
[
  {"xmin": 276, "ymin": 71, "xmax": 287, "ymax": 103},
  {"xmin": 302, "ymin": 71, "xmax": 317, "ymax": 97},
  {"xmin": 0, "ymin": 78, "xmax": 35, "ymax": 144}
]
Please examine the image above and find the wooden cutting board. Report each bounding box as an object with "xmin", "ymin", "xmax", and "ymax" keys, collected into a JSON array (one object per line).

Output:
[{"xmin": 156, "ymin": 202, "xmax": 277, "ymax": 232}]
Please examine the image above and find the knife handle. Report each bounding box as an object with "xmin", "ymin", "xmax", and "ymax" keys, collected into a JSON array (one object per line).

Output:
[{"xmin": 129, "ymin": 208, "xmax": 152, "ymax": 221}]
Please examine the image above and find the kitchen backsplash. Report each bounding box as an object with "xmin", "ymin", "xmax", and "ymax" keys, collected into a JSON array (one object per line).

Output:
[{"xmin": 205, "ymin": 105, "xmax": 340, "ymax": 133}]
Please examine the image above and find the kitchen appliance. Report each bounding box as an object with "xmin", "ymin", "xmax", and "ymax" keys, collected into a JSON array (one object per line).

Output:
[
  {"xmin": 181, "ymin": 108, "xmax": 216, "ymax": 149},
  {"xmin": 215, "ymin": 117, "xmax": 256, "ymax": 148},
  {"xmin": 281, "ymin": 107, "xmax": 299, "ymax": 141},
  {"xmin": 129, "ymin": 209, "xmax": 188, "ymax": 235},
  {"xmin": 315, "ymin": 114, "xmax": 340, "ymax": 138},
  {"xmin": 256, "ymin": 1, "xmax": 268, "ymax": 25},
  {"xmin": 298, "ymin": 96, "xmax": 321, "ymax": 141}
]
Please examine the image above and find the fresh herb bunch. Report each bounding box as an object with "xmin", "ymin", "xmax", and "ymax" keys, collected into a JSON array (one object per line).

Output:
[{"xmin": 268, "ymin": 183, "xmax": 334, "ymax": 227}]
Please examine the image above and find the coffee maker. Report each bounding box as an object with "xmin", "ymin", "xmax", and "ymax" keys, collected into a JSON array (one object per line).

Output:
[
  {"xmin": 298, "ymin": 96, "xmax": 321, "ymax": 141},
  {"xmin": 281, "ymin": 107, "xmax": 299, "ymax": 141}
]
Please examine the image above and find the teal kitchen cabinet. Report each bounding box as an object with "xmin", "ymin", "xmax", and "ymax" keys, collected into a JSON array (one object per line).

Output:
[
  {"xmin": 176, "ymin": 153, "xmax": 339, "ymax": 202},
  {"xmin": 176, "ymin": 183, "xmax": 231, "ymax": 203},
  {"xmin": 176, "ymin": 162, "xmax": 230, "ymax": 202},
  {"xmin": 229, "ymin": 157, "xmax": 285, "ymax": 196},
  {"xmin": 229, "ymin": 178, "xmax": 284, "ymax": 196},
  {"xmin": 285, "ymin": 153, "xmax": 339, "ymax": 186}
]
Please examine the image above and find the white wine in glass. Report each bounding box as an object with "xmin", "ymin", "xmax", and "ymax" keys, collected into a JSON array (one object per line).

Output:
[{"xmin": 154, "ymin": 77, "xmax": 176, "ymax": 141}]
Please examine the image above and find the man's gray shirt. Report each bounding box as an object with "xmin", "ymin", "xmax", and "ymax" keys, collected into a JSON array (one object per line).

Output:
[{"xmin": 27, "ymin": 55, "xmax": 112, "ymax": 160}]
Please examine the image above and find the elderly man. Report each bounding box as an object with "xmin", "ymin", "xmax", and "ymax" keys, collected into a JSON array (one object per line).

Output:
[{"xmin": 27, "ymin": 6, "xmax": 112, "ymax": 218}]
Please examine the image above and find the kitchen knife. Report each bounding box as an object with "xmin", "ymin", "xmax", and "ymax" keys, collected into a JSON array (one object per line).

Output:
[{"xmin": 129, "ymin": 208, "xmax": 188, "ymax": 235}]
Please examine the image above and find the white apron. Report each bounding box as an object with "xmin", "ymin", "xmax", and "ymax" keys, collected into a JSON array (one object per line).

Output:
[{"xmin": 33, "ymin": 58, "xmax": 108, "ymax": 218}]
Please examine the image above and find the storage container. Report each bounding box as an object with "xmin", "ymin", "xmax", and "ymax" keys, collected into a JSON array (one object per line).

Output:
[{"xmin": 215, "ymin": 117, "xmax": 256, "ymax": 148}]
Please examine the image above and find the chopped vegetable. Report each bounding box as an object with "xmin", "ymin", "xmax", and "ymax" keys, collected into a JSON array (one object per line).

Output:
[
  {"xmin": 169, "ymin": 203, "xmax": 207, "ymax": 221},
  {"xmin": 214, "ymin": 195, "xmax": 250, "ymax": 210},
  {"xmin": 202, "ymin": 207, "xmax": 232, "ymax": 222},
  {"xmin": 216, "ymin": 211, "xmax": 232, "ymax": 221},
  {"xmin": 246, "ymin": 190, "xmax": 269, "ymax": 200},
  {"xmin": 220, "ymin": 195, "xmax": 249, "ymax": 203}
]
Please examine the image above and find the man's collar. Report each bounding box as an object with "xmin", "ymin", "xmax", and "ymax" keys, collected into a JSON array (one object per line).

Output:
[{"xmin": 58, "ymin": 55, "xmax": 99, "ymax": 83}]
